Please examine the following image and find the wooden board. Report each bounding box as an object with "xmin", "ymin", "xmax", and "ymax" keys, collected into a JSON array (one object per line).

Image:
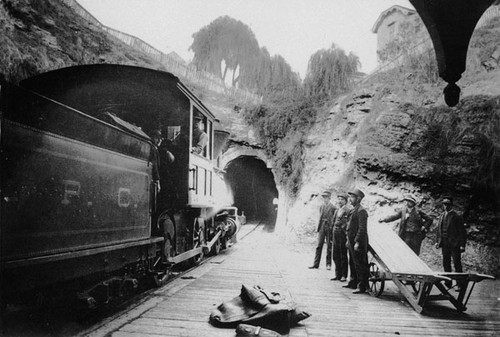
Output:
[{"xmin": 368, "ymin": 221, "xmax": 434, "ymax": 274}]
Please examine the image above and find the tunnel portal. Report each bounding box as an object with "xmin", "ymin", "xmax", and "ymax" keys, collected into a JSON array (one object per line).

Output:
[{"xmin": 225, "ymin": 156, "xmax": 278, "ymax": 229}]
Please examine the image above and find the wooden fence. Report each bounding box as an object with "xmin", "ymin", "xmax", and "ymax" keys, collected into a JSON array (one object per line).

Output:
[{"xmin": 60, "ymin": 0, "xmax": 262, "ymax": 103}]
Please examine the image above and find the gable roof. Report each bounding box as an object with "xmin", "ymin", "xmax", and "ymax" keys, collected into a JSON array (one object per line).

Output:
[{"xmin": 372, "ymin": 5, "xmax": 417, "ymax": 33}]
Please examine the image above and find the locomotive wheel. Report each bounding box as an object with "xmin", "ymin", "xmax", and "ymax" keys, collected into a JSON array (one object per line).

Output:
[
  {"xmin": 209, "ymin": 237, "xmax": 221, "ymax": 256},
  {"xmin": 368, "ymin": 262, "xmax": 385, "ymax": 297},
  {"xmin": 157, "ymin": 211, "xmax": 176, "ymax": 259},
  {"xmin": 191, "ymin": 218, "xmax": 205, "ymax": 265},
  {"xmin": 192, "ymin": 251, "xmax": 204, "ymax": 265},
  {"xmin": 153, "ymin": 270, "xmax": 170, "ymax": 287}
]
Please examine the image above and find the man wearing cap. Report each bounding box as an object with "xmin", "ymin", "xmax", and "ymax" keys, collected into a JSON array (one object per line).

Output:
[
  {"xmin": 344, "ymin": 188, "xmax": 369, "ymax": 294},
  {"xmin": 151, "ymin": 129, "xmax": 175, "ymax": 191},
  {"xmin": 331, "ymin": 193, "xmax": 351, "ymax": 282},
  {"xmin": 378, "ymin": 195, "xmax": 433, "ymax": 256},
  {"xmin": 435, "ymin": 196, "xmax": 467, "ymax": 290},
  {"xmin": 309, "ymin": 191, "xmax": 336, "ymax": 269},
  {"xmin": 192, "ymin": 115, "xmax": 208, "ymax": 155}
]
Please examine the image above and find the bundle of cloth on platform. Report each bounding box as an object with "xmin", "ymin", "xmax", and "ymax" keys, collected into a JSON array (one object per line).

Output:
[{"xmin": 209, "ymin": 284, "xmax": 311, "ymax": 335}]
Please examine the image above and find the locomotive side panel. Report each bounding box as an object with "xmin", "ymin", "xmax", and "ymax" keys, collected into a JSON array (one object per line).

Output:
[
  {"xmin": 0, "ymin": 66, "xmax": 231, "ymax": 307},
  {"xmin": 1, "ymin": 86, "xmax": 152, "ymax": 263}
]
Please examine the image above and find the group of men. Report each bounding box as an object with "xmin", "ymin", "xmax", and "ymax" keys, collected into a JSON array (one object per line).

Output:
[
  {"xmin": 309, "ymin": 190, "xmax": 467, "ymax": 292},
  {"xmin": 309, "ymin": 189, "xmax": 370, "ymax": 294}
]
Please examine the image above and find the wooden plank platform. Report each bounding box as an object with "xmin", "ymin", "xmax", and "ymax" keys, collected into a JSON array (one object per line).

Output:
[{"xmin": 84, "ymin": 223, "xmax": 500, "ymax": 337}]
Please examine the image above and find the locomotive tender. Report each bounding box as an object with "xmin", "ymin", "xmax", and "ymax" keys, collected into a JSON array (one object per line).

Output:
[{"xmin": 0, "ymin": 65, "xmax": 235, "ymax": 308}]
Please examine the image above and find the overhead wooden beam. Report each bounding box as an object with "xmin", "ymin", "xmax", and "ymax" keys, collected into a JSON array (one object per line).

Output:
[{"xmin": 409, "ymin": 0, "xmax": 496, "ymax": 106}]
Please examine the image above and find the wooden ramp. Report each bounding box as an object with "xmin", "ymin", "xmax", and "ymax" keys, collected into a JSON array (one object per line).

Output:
[{"xmin": 368, "ymin": 221, "xmax": 495, "ymax": 313}]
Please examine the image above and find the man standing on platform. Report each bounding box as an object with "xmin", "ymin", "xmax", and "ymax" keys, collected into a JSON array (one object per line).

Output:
[
  {"xmin": 344, "ymin": 188, "xmax": 369, "ymax": 294},
  {"xmin": 309, "ymin": 191, "xmax": 336, "ymax": 270},
  {"xmin": 331, "ymin": 193, "xmax": 350, "ymax": 282},
  {"xmin": 435, "ymin": 196, "xmax": 467, "ymax": 290},
  {"xmin": 378, "ymin": 195, "xmax": 433, "ymax": 256}
]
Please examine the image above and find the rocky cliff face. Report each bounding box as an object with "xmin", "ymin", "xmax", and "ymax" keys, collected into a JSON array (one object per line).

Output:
[
  {"xmin": 287, "ymin": 73, "xmax": 500, "ymax": 276},
  {"xmin": 285, "ymin": 16, "xmax": 500, "ymax": 276},
  {"xmin": 0, "ymin": 0, "xmax": 166, "ymax": 83}
]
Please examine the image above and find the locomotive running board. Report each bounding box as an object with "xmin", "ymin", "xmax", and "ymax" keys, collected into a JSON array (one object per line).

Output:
[
  {"xmin": 167, "ymin": 247, "xmax": 204, "ymax": 265},
  {"xmin": 167, "ymin": 230, "xmax": 223, "ymax": 265},
  {"xmin": 204, "ymin": 230, "xmax": 223, "ymax": 254}
]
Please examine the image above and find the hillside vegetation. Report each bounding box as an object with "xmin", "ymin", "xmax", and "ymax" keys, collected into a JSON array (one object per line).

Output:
[
  {"xmin": 280, "ymin": 17, "xmax": 500, "ymax": 276},
  {"xmin": 0, "ymin": 0, "xmax": 166, "ymax": 83}
]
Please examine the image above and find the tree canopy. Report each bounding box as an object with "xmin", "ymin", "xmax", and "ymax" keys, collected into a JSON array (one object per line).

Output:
[
  {"xmin": 189, "ymin": 16, "xmax": 301, "ymax": 98},
  {"xmin": 189, "ymin": 16, "xmax": 260, "ymax": 87},
  {"xmin": 304, "ymin": 44, "xmax": 360, "ymax": 99}
]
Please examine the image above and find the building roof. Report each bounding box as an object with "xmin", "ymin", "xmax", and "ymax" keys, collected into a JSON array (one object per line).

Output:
[{"xmin": 371, "ymin": 5, "xmax": 417, "ymax": 33}]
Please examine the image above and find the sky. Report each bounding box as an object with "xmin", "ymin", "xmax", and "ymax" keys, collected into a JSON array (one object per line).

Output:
[{"xmin": 77, "ymin": 0, "xmax": 413, "ymax": 78}]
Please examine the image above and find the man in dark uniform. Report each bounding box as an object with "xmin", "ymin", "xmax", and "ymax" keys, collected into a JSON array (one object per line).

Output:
[
  {"xmin": 378, "ymin": 195, "xmax": 433, "ymax": 255},
  {"xmin": 151, "ymin": 129, "xmax": 175, "ymax": 210},
  {"xmin": 343, "ymin": 188, "xmax": 369, "ymax": 294},
  {"xmin": 435, "ymin": 196, "xmax": 467, "ymax": 290},
  {"xmin": 151, "ymin": 129, "xmax": 175, "ymax": 186},
  {"xmin": 331, "ymin": 193, "xmax": 350, "ymax": 282},
  {"xmin": 309, "ymin": 191, "xmax": 336, "ymax": 269}
]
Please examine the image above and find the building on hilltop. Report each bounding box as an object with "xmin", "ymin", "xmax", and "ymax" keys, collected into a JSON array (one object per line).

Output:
[
  {"xmin": 477, "ymin": 0, "xmax": 500, "ymax": 26},
  {"xmin": 371, "ymin": 5, "xmax": 430, "ymax": 70},
  {"xmin": 371, "ymin": 5, "xmax": 418, "ymax": 57},
  {"xmin": 371, "ymin": 2, "xmax": 500, "ymax": 69}
]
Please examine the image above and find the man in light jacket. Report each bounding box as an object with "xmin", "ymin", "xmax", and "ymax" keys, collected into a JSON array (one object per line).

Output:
[
  {"xmin": 379, "ymin": 195, "xmax": 433, "ymax": 255},
  {"xmin": 309, "ymin": 191, "xmax": 336, "ymax": 270}
]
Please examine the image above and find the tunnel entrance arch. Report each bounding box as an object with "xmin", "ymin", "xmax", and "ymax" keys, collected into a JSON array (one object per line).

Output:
[{"xmin": 224, "ymin": 155, "xmax": 278, "ymax": 230}]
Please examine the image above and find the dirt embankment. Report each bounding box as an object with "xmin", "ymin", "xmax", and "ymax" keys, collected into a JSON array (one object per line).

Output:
[
  {"xmin": 0, "ymin": 0, "xmax": 167, "ymax": 84},
  {"xmin": 287, "ymin": 54, "xmax": 500, "ymax": 276}
]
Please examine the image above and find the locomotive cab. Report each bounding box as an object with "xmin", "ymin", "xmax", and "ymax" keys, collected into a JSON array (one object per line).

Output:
[
  {"xmin": 16, "ymin": 65, "xmax": 218, "ymax": 212},
  {"xmin": 156, "ymin": 91, "xmax": 216, "ymax": 211},
  {"xmin": 187, "ymin": 107, "xmax": 215, "ymax": 208}
]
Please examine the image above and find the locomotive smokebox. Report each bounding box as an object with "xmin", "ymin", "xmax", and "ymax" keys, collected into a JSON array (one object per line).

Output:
[{"xmin": 214, "ymin": 129, "xmax": 230, "ymax": 159}]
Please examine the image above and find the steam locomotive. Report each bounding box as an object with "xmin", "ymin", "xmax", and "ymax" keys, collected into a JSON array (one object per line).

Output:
[{"xmin": 0, "ymin": 65, "xmax": 237, "ymax": 308}]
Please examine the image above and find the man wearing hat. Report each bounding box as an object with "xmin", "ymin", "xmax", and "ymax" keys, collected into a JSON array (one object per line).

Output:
[
  {"xmin": 435, "ymin": 196, "xmax": 467, "ymax": 290},
  {"xmin": 331, "ymin": 193, "xmax": 351, "ymax": 282},
  {"xmin": 344, "ymin": 188, "xmax": 369, "ymax": 293},
  {"xmin": 378, "ymin": 195, "xmax": 433, "ymax": 256},
  {"xmin": 192, "ymin": 114, "xmax": 208, "ymax": 155},
  {"xmin": 151, "ymin": 129, "xmax": 175, "ymax": 190},
  {"xmin": 309, "ymin": 191, "xmax": 336, "ymax": 269}
]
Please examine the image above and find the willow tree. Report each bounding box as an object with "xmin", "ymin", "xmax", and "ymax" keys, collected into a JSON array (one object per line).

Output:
[
  {"xmin": 189, "ymin": 16, "xmax": 260, "ymax": 87},
  {"xmin": 304, "ymin": 44, "xmax": 360, "ymax": 98}
]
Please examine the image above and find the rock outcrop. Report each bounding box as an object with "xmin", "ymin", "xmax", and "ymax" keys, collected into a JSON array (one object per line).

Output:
[
  {"xmin": 287, "ymin": 77, "xmax": 500, "ymax": 276},
  {"xmin": 0, "ymin": 0, "xmax": 166, "ymax": 83}
]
